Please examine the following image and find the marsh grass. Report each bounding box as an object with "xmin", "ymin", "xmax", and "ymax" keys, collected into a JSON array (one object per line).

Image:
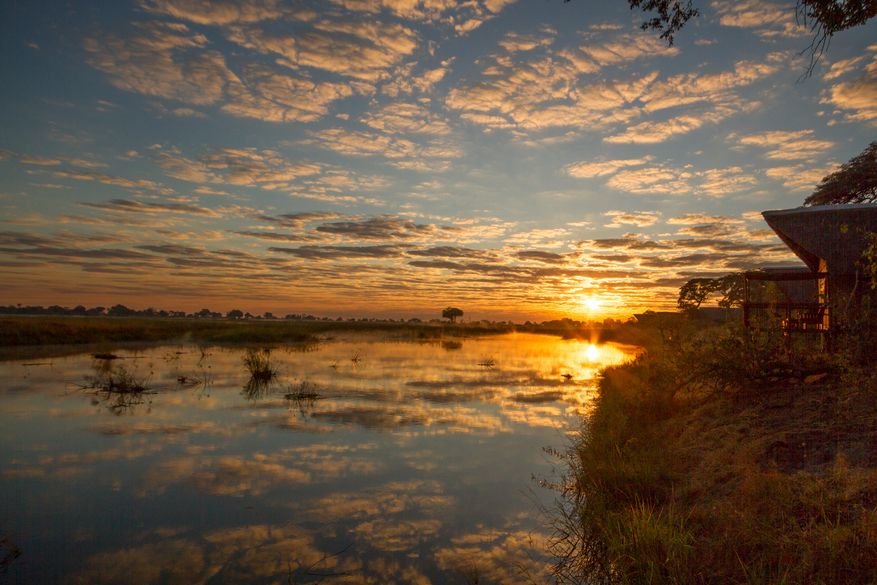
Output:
[
  {"xmin": 242, "ymin": 348, "xmax": 279, "ymax": 380},
  {"xmin": 241, "ymin": 348, "xmax": 280, "ymax": 401},
  {"xmin": 284, "ymin": 379, "xmax": 322, "ymax": 415},
  {"xmin": 546, "ymin": 319, "xmax": 877, "ymax": 584},
  {"xmin": 0, "ymin": 316, "xmax": 521, "ymax": 349},
  {"xmin": 77, "ymin": 361, "xmax": 155, "ymax": 415},
  {"xmin": 284, "ymin": 378, "xmax": 320, "ymax": 401}
]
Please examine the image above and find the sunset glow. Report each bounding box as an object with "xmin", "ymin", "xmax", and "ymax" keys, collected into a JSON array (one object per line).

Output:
[{"xmin": 1, "ymin": 1, "xmax": 875, "ymax": 321}]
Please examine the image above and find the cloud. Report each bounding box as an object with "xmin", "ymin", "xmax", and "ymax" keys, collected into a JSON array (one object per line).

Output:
[
  {"xmin": 20, "ymin": 155, "xmax": 62, "ymax": 166},
  {"xmin": 606, "ymin": 167, "xmax": 692, "ymax": 194},
  {"xmin": 361, "ymin": 103, "xmax": 453, "ymax": 135},
  {"xmin": 406, "ymin": 246, "xmax": 498, "ymax": 259},
  {"xmin": 498, "ymin": 32, "xmax": 554, "ymax": 53},
  {"xmin": 513, "ymin": 250, "xmax": 566, "ymax": 264},
  {"xmin": 196, "ymin": 148, "xmax": 323, "ymax": 185},
  {"xmin": 85, "ymin": 21, "xmax": 239, "ymax": 106},
  {"xmin": 603, "ymin": 210, "xmax": 660, "ymax": 228},
  {"xmin": 694, "ymin": 168, "xmax": 758, "ymax": 196},
  {"xmin": 823, "ymin": 56, "xmax": 867, "ymax": 81},
  {"xmin": 503, "ymin": 228, "xmax": 570, "ymax": 247},
  {"xmin": 824, "ymin": 55, "xmax": 877, "ymax": 124},
  {"xmin": 711, "ymin": 0, "xmax": 807, "ymax": 38},
  {"xmin": 314, "ymin": 216, "xmax": 446, "ymax": 241},
  {"xmin": 79, "ymin": 198, "xmax": 221, "ymax": 217},
  {"xmin": 382, "ymin": 59, "xmax": 453, "ymax": 96},
  {"xmin": 764, "ymin": 164, "xmax": 836, "ymax": 191},
  {"xmin": 141, "ymin": 0, "xmax": 288, "ymax": 25},
  {"xmin": 604, "ymin": 102, "xmax": 756, "ymax": 144},
  {"xmin": 171, "ymin": 107, "xmax": 208, "ymax": 118},
  {"xmin": 253, "ymin": 211, "xmax": 348, "ymax": 229},
  {"xmin": 735, "ymin": 130, "xmax": 834, "ymax": 160},
  {"xmin": 578, "ymin": 33, "xmax": 678, "ymax": 67},
  {"xmin": 667, "ymin": 213, "xmax": 743, "ymax": 225},
  {"xmin": 565, "ymin": 158, "xmax": 650, "ymax": 178},
  {"xmin": 0, "ymin": 231, "xmax": 160, "ymax": 261},
  {"xmin": 304, "ymin": 128, "xmax": 462, "ymax": 166},
  {"xmin": 53, "ymin": 170, "xmax": 168, "ymax": 192},
  {"xmin": 226, "ymin": 20, "xmax": 418, "ymax": 82},
  {"xmin": 222, "ymin": 63, "xmax": 361, "ymax": 123},
  {"xmin": 269, "ymin": 244, "xmax": 410, "ymax": 260},
  {"xmin": 640, "ymin": 252, "xmax": 736, "ymax": 268}
]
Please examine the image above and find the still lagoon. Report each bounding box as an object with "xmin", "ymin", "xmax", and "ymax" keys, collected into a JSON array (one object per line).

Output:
[{"xmin": 1, "ymin": 333, "xmax": 635, "ymax": 584}]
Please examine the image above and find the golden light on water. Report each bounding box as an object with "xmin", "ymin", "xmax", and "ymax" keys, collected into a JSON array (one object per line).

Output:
[{"xmin": 587, "ymin": 344, "xmax": 599, "ymax": 361}]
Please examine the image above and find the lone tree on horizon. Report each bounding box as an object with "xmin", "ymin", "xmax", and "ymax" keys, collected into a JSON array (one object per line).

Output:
[
  {"xmin": 442, "ymin": 307, "xmax": 464, "ymax": 323},
  {"xmin": 804, "ymin": 141, "xmax": 877, "ymax": 206}
]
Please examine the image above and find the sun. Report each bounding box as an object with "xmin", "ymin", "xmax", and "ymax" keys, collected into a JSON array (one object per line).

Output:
[{"xmin": 584, "ymin": 298, "xmax": 601, "ymax": 311}]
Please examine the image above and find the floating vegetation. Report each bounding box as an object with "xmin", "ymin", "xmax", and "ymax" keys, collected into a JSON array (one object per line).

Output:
[
  {"xmin": 76, "ymin": 363, "xmax": 155, "ymax": 415},
  {"xmin": 561, "ymin": 373, "xmax": 573, "ymax": 381},
  {"xmin": 91, "ymin": 353, "xmax": 119, "ymax": 360},
  {"xmin": 478, "ymin": 355, "xmax": 496, "ymax": 369},
  {"xmin": 350, "ymin": 349, "xmax": 365, "ymax": 368}
]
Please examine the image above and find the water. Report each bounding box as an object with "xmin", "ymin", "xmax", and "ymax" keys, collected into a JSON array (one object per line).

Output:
[{"xmin": 0, "ymin": 333, "xmax": 635, "ymax": 584}]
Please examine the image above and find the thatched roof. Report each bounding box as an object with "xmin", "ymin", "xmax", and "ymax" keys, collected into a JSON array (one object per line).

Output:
[{"xmin": 762, "ymin": 203, "xmax": 877, "ymax": 275}]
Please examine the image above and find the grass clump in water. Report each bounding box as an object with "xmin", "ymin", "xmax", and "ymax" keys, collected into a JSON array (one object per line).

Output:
[
  {"xmin": 77, "ymin": 359, "xmax": 155, "ymax": 414},
  {"xmin": 241, "ymin": 348, "xmax": 280, "ymax": 401},
  {"xmin": 242, "ymin": 348, "xmax": 279, "ymax": 381}
]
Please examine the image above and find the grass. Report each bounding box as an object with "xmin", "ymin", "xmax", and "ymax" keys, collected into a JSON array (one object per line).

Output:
[
  {"xmin": 241, "ymin": 348, "xmax": 279, "ymax": 401},
  {"xmin": 242, "ymin": 348, "xmax": 279, "ymax": 380},
  {"xmin": 76, "ymin": 359, "xmax": 155, "ymax": 415},
  {"xmin": 0, "ymin": 316, "xmax": 525, "ymax": 349},
  {"xmin": 284, "ymin": 379, "xmax": 322, "ymax": 415},
  {"xmin": 545, "ymin": 319, "xmax": 877, "ymax": 584}
]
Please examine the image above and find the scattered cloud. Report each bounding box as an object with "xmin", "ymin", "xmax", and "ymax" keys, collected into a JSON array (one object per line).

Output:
[
  {"xmin": 735, "ymin": 130, "xmax": 834, "ymax": 160},
  {"xmin": 823, "ymin": 55, "xmax": 877, "ymax": 125},
  {"xmin": 603, "ymin": 211, "xmax": 660, "ymax": 228}
]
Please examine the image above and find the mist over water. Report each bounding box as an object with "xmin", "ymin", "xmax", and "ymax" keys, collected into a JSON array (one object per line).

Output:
[{"xmin": 0, "ymin": 334, "xmax": 634, "ymax": 584}]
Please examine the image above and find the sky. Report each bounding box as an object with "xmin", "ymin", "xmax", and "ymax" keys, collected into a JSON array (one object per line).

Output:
[{"xmin": 1, "ymin": 0, "xmax": 876, "ymax": 322}]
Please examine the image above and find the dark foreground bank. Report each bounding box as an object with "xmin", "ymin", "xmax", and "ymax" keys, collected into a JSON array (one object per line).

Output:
[{"xmin": 547, "ymin": 319, "xmax": 877, "ymax": 584}]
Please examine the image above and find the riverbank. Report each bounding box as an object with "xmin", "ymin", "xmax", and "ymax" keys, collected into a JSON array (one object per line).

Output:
[
  {"xmin": 550, "ymin": 320, "xmax": 877, "ymax": 583},
  {"xmin": 0, "ymin": 315, "xmax": 650, "ymax": 353}
]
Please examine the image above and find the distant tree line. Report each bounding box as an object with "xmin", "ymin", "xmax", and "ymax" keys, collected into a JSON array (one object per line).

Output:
[{"xmin": 0, "ymin": 304, "xmax": 431, "ymax": 323}]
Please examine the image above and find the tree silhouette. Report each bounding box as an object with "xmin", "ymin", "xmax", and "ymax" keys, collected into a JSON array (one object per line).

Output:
[
  {"xmin": 442, "ymin": 307, "xmax": 464, "ymax": 323},
  {"xmin": 804, "ymin": 142, "xmax": 877, "ymax": 206}
]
